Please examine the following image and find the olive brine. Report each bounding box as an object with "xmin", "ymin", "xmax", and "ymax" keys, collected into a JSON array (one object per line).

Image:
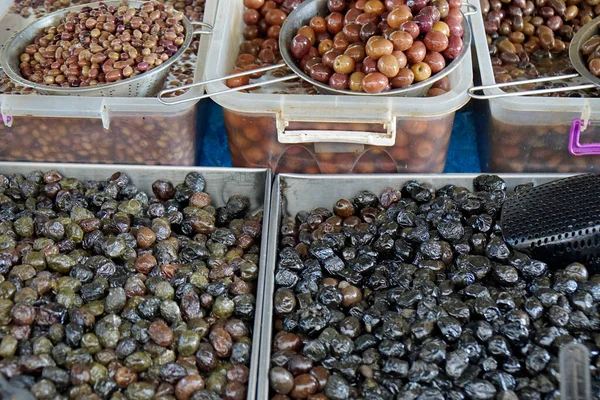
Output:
[
  {"xmin": 0, "ymin": 170, "xmax": 263, "ymax": 400},
  {"xmin": 270, "ymin": 175, "xmax": 600, "ymax": 399}
]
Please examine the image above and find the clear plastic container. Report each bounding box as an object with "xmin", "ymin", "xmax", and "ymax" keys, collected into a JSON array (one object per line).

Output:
[
  {"xmin": 472, "ymin": 3, "xmax": 600, "ymax": 173},
  {"xmin": 0, "ymin": 0, "xmax": 214, "ymax": 165},
  {"xmin": 204, "ymin": 0, "xmax": 474, "ymax": 174}
]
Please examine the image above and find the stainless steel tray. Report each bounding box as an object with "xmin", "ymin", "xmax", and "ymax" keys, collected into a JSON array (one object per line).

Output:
[
  {"xmin": 258, "ymin": 173, "xmax": 573, "ymax": 399},
  {"xmin": 0, "ymin": 162, "xmax": 271, "ymax": 400}
]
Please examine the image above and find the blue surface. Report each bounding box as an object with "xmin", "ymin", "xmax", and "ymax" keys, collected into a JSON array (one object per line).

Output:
[{"xmin": 197, "ymin": 99, "xmax": 481, "ymax": 172}]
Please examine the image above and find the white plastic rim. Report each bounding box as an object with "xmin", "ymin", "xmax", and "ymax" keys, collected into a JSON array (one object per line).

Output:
[{"xmin": 204, "ymin": 0, "xmax": 474, "ymax": 128}]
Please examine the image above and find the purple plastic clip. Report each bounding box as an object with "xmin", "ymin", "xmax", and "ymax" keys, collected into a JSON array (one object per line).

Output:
[
  {"xmin": 0, "ymin": 115, "xmax": 11, "ymax": 125},
  {"xmin": 569, "ymin": 118, "xmax": 600, "ymax": 156}
]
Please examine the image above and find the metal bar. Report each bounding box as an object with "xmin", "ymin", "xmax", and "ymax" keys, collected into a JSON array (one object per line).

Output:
[
  {"xmin": 468, "ymin": 73, "xmax": 589, "ymax": 99},
  {"xmin": 469, "ymin": 83, "xmax": 598, "ymax": 99},
  {"xmin": 157, "ymin": 70, "xmax": 297, "ymax": 105}
]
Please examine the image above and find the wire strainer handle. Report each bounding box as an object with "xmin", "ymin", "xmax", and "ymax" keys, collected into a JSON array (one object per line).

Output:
[
  {"xmin": 191, "ymin": 21, "xmax": 213, "ymax": 35},
  {"xmin": 157, "ymin": 62, "xmax": 294, "ymax": 105},
  {"xmin": 468, "ymin": 73, "xmax": 597, "ymax": 99},
  {"xmin": 462, "ymin": 3, "xmax": 478, "ymax": 16}
]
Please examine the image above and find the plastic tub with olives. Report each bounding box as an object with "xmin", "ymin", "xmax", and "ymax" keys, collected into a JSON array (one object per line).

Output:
[
  {"xmin": 205, "ymin": 0, "xmax": 474, "ymax": 173},
  {"xmin": 471, "ymin": 2, "xmax": 600, "ymax": 172}
]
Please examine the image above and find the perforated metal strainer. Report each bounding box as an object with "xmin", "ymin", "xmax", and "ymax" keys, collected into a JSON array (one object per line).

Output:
[
  {"xmin": 501, "ymin": 173, "xmax": 600, "ymax": 268},
  {"xmin": 0, "ymin": 1, "xmax": 212, "ymax": 97}
]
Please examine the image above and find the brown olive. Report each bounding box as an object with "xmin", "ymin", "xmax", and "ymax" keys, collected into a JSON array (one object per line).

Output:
[
  {"xmin": 546, "ymin": 15, "xmax": 563, "ymax": 30},
  {"xmin": 310, "ymin": 16, "xmax": 327, "ymax": 33},
  {"xmin": 411, "ymin": 61, "xmax": 432, "ymax": 81},
  {"xmin": 344, "ymin": 8, "xmax": 362, "ymax": 24},
  {"xmin": 432, "ymin": 21, "xmax": 450, "ymax": 36},
  {"xmin": 243, "ymin": 9, "xmax": 260, "ymax": 25},
  {"xmin": 362, "ymin": 71, "xmax": 389, "ymax": 92},
  {"xmin": 298, "ymin": 26, "xmax": 316, "ymax": 45},
  {"xmin": 265, "ymin": 9, "xmax": 287, "ymax": 26},
  {"xmin": 389, "ymin": 31, "xmax": 413, "ymax": 52},
  {"xmin": 443, "ymin": 35, "xmax": 463, "ymax": 59},
  {"xmin": 226, "ymin": 68, "xmax": 250, "ymax": 88},
  {"xmin": 377, "ymin": 54, "xmax": 400, "ymax": 77},
  {"xmin": 322, "ymin": 49, "xmax": 343, "ymax": 68},
  {"xmin": 349, "ymin": 71, "xmax": 366, "ymax": 91},
  {"xmin": 427, "ymin": 87, "xmax": 448, "ymax": 96},
  {"xmin": 424, "ymin": 51, "xmax": 446, "ymax": 73},
  {"xmin": 424, "ymin": 31, "xmax": 449, "ymax": 52},
  {"xmin": 344, "ymin": 43, "xmax": 367, "ymax": 63},
  {"xmin": 582, "ymin": 36, "xmax": 600, "ymax": 55},
  {"xmin": 333, "ymin": 54, "xmax": 356, "ymax": 74},
  {"xmin": 309, "ymin": 63, "xmax": 332, "ymax": 83},
  {"xmin": 366, "ymin": 38, "xmax": 394, "ymax": 59},
  {"xmin": 342, "ymin": 23, "xmax": 362, "ymax": 43},
  {"xmin": 326, "ymin": 12, "xmax": 344, "ymax": 34},
  {"xmin": 365, "ymin": 0, "xmax": 386, "ymax": 15},
  {"xmin": 244, "ymin": 0, "xmax": 265, "ymax": 10},
  {"xmin": 405, "ymin": 40, "xmax": 427, "ymax": 63},
  {"xmin": 432, "ymin": 75, "xmax": 451, "ymax": 90},
  {"xmin": 400, "ymin": 20, "xmax": 420, "ymax": 39},
  {"xmin": 290, "ymin": 375, "xmax": 318, "ymax": 399},
  {"xmin": 390, "ymin": 67, "xmax": 414, "ymax": 87},
  {"xmin": 361, "ymin": 56, "xmax": 378, "ymax": 74},
  {"xmin": 360, "ymin": 22, "xmax": 379, "ymax": 42},
  {"xmin": 318, "ymin": 39, "xmax": 334, "ymax": 55},
  {"xmin": 329, "ymin": 72, "xmax": 350, "ymax": 89},
  {"xmin": 270, "ymin": 367, "xmax": 294, "ymax": 395},
  {"xmin": 387, "ymin": 5, "xmax": 412, "ymax": 28},
  {"xmin": 333, "ymin": 32, "xmax": 350, "ymax": 51},
  {"xmin": 391, "ymin": 50, "xmax": 408, "ymax": 68},
  {"xmin": 589, "ymin": 58, "xmax": 600, "ymax": 76}
]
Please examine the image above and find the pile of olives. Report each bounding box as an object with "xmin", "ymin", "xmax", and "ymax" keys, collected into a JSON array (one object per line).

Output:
[
  {"xmin": 0, "ymin": 170, "xmax": 263, "ymax": 400},
  {"xmin": 269, "ymin": 175, "xmax": 600, "ymax": 399}
]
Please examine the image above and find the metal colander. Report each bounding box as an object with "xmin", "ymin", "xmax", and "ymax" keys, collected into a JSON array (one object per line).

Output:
[
  {"xmin": 0, "ymin": 0, "xmax": 212, "ymax": 97},
  {"xmin": 501, "ymin": 174, "xmax": 600, "ymax": 268}
]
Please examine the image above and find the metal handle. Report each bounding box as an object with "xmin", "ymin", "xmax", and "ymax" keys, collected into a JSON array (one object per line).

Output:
[
  {"xmin": 157, "ymin": 63, "xmax": 294, "ymax": 105},
  {"xmin": 560, "ymin": 343, "xmax": 591, "ymax": 400},
  {"xmin": 468, "ymin": 73, "xmax": 597, "ymax": 99},
  {"xmin": 568, "ymin": 118, "xmax": 600, "ymax": 156},
  {"xmin": 462, "ymin": 3, "xmax": 478, "ymax": 16},
  {"xmin": 276, "ymin": 114, "xmax": 397, "ymax": 146},
  {"xmin": 191, "ymin": 21, "xmax": 213, "ymax": 35}
]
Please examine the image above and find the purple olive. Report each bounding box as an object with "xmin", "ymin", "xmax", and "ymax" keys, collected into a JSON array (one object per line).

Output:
[
  {"xmin": 414, "ymin": 14, "xmax": 434, "ymax": 34},
  {"xmin": 444, "ymin": 35, "xmax": 463, "ymax": 59},
  {"xmin": 291, "ymin": 34, "xmax": 312, "ymax": 59}
]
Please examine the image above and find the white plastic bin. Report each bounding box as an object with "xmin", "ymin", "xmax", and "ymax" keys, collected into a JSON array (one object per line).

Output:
[
  {"xmin": 472, "ymin": 3, "xmax": 600, "ymax": 173},
  {"xmin": 204, "ymin": 0, "xmax": 474, "ymax": 174},
  {"xmin": 0, "ymin": 0, "xmax": 214, "ymax": 165}
]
